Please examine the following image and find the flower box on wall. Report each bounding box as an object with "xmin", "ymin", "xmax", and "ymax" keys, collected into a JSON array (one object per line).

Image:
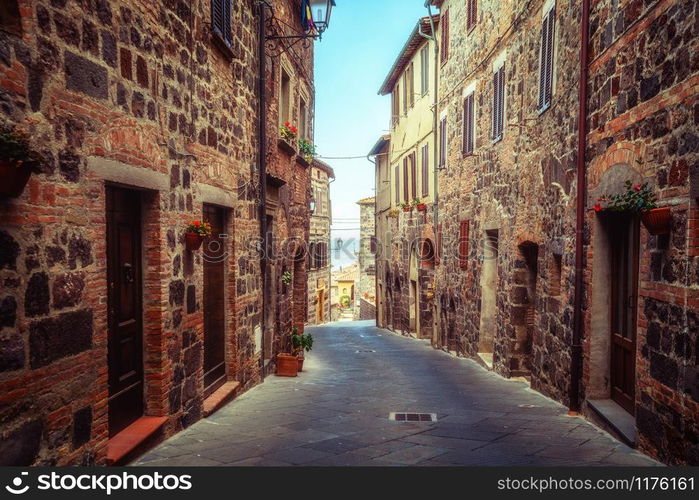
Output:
[
  {"xmin": 641, "ymin": 207, "xmax": 672, "ymax": 235},
  {"xmin": 277, "ymin": 138, "xmax": 297, "ymax": 156},
  {"xmin": 295, "ymin": 155, "xmax": 311, "ymax": 168}
]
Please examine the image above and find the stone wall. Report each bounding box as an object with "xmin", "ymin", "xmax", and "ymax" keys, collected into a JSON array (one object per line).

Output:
[
  {"xmin": 356, "ymin": 199, "xmax": 376, "ymax": 319},
  {"xmin": 0, "ymin": 0, "xmax": 312, "ymax": 465},
  {"xmin": 584, "ymin": 0, "xmax": 698, "ymax": 465}
]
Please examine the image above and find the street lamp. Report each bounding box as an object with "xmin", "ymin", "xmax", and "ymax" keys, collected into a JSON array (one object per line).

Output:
[
  {"xmin": 308, "ymin": 0, "xmax": 335, "ymax": 36},
  {"xmin": 309, "ymin": 194, "xmax": 316, "ymax": 214}
]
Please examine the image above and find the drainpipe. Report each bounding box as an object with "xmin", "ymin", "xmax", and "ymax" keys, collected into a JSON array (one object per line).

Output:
[
  {"xmin": 258, "ymin": 2, "xmax": 268, "ymax": 371},
  {"xmin": 422, "ymin": 4, "xmax": 439, "ymax": 235},
  {"xmin": 570, "ymin": 0, "xmax": 590, "ymax": 414},
  {"xmin": 367, "ymin": 153, "xmax": 379, "ymax": 326}
]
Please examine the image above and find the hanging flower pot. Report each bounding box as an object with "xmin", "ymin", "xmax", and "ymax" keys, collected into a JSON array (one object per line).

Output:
[
  {"xmin": 416, "ymin": 203, "xmax": 427, "ymax": 212},
  {"xmin": 184, "ymin": 220, "xmax": 212, "ymax": 251},
  {"xmin": 400, "ymin": 202, "xmax": 413, "ymax": 212},
  {"xmin": 641, "ymin": 207, "xmax": 672, "ymax": 235},
  {"xmin": 0, "ymin": 160, "xmax": 32, "ymax": 198},
  {"xmin": 185, "ymin": 232, "xmax": 204, "ymax": 251}
]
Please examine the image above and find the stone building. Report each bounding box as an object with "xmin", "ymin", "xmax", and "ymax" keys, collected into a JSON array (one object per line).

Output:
[
  {"xmin": 0, "ymin": 0, "xmax": 316, "ymax": 466},
  {"xmin": 372, "ymin": 15, "xmax": 439, "ymax": 339},
  {"xmin": 423, "ymin": 0, "xmax": 698, "ymax": 465},
  {"xmin": 355, "ymin": 197, "xmax": 375, "ymax": 320},
  {"xmin": 306, "ymin": 158, "xmax": 333, "ymax": 325}
]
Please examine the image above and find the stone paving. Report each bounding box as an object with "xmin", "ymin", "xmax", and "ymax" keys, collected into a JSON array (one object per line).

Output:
[{"xmin": 133, "ymin": 320, "xmax": 661, "ymax": 466}]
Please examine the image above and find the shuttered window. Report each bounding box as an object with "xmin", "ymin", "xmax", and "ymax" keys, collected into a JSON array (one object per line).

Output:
[
  {"xmin": 402, "ymin": 71, "xmax": 408, "ymax": 115},
  {"xmin": 394, "ymin": 164, "xmax": 400, "ymax": 204},
  {"xmin": 410, "ymin": 152, "xmax": 417, "ymax": 199},
  {"xmin": 408, "ymin": 62, "xmax": 415, "ymax": 108},
  {"xmin": 212, "ymin": 0, "xmax": 232, "ymax": 48},
  {"xmin": 421, "ymin": 144, "xmax": 429, "ymax": 197},
  {"xmin": 440, "ymin": 9, "xmax": 449, "ymax": 64},
  {"xmin": 439, "ymin": 116, "xmax": 447, "ymax": 169},
  {"xmin": 492, "ymin": 64, "xmax": 505, "ymax": 141},
  {"xmin": 538, "ymin": 7, "xmax": 556, "ymax": 112},
  {"xmin": 420, "ymin": 45, "xmax": 429, "ymax": 95},
  {"xmin": 392, "ymin": 85, "xmax": 400, "ymax": 127},
  {"xmin": 467, "ymin": 0, "xmax": 477, "ymax": 31},
  {"xmin": 459, "ymin": 220, "xmax": 470, "ymax": 269},
  {"xmin": 403, "ymin": 157, "xmax": 409, "ymax": 201},
  {"xmin": 462, "ymin": 92, "xmax": 475, "ymax": 155}
]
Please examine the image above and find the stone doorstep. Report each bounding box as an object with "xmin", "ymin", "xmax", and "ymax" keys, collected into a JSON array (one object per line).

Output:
[
  {"xmin": 587, "ymin": 399, "xmax": 637, "ymax": 447},
  {"xmin": 202, "ymin": 381, "xmax": 241, "ymax": 418},
  {"xmin": 476, "ymin": 352, "xmax": 494, "ymax": 370},
  {"xmin": 106, "ymin": 416, "xmax": 168, "ymax": 466}
]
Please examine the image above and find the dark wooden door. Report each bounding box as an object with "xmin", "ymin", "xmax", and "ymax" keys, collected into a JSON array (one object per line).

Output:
[
  {"xmin": 106, "ymin": 186, "xmax": 144, "ymax": 437},
  {"xmin": 203, "ymin": 204, "xmax": 226, "ymax": 395},
  {"xmin": 610, "ymin": 214, "xmax": 639, "ymax": 414}
]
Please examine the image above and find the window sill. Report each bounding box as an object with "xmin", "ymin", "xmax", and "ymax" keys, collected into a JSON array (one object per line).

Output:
[
  {"xmin": 106, "ymin": 416, "xmax": 167, "ymax": 465},
  {"xmin": 491, "ymin": 135, "xmax": 503, "ymax": 144},
  {"xmin": 296, "ymin": 155, "xmax": 311, "ymax": 168},
  {"xmin": 211, "ymin": 34, "xmax": 235, "ymax": 61},
  {"xmin": 537, "ymin": 102, "xmax": 551, "ymax": 116},
  {"xmin": 278, "ymin": 138, "xmax": 297, "ymax": 156},
  {"xmin": 587, "ymin": 399, "xmax": 636, "ymax": 446}
]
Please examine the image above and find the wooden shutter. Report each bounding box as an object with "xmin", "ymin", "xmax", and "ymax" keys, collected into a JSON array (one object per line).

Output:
[
  {"xmin": 462, "ymin": 93, "xmax": 474, "ymax": 154},
  {"xmin": 499, "ymin": 65, "xmax": 505, "ymax": 137},
  {"xmin": 538, "ymin": 14, "xmax": 549, "ymax": 110},
  {"xmin": 402, "ymin": 72, "xmax": 408, "ymax": 115},
  {"xmin": 421, "ymin": 144, "xmax": 429, "ymax": 197},
  {"xmin": 439, "ymin": 117, "xmax": 447, "ymax": 168},
  {"xmin": 436, "ymin": 224, "xmax": 442, "ymax": 265},
  {"xmin": 441, "ymin": 9, "xmax": 449, "ymax": 63},
  {"xmin": 212, "ymin": 0, "xmax": 232, "ymax": 46},
  {"xmin": 493, "ymin": 66, "xmax": 504, "ymax": 139},
  {"xmin": 459, "ymin": 220, "xmax": 470, "ymax": 269},
  {"xmin": 409, "ymin": 62, "xmax": 415, "ymax": 108},
  {"xmin": 421, "ymin": 46, "xmax": 429, "ymax": 95},
  {"xmin": 403, "ymin": 157, "xmax": 409, "ymax": 201},
  {"xmin": 544, "ymin": 9, "xmax": 555, "ymax": 107},
  {"xmin": 394, "ymin": 164, "xmax": 400, "ymax": 203},
  {"xmin": 410, "ymin": 152, "xmax": 417, "ymax": 199},
  {"xmin": 467, "ymin": 0, "xmax": 477, "ymax": 31}
]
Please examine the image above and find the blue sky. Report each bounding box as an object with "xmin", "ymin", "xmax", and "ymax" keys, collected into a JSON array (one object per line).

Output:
[{"xmin": 314, "ymin": 0, "xmax": 428, "ymax": 268}]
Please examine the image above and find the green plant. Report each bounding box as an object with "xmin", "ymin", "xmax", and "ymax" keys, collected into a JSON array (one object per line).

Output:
[
  {"xmin": 412, "ymin": 197, "xmax": 422, "ymax": 205},
  {"xmin": 594, "ymin": 181, "xmax": 657, "ymax": 213},
  {"xmin": 291, "ymin": 329, "xmax": 313, "ymax": 354},
  {"xmin": 0, "ymin": 125, "xmax": 42, "ymax": 167},
  {"xmin": 339, "ymin": 294, "xmax": 351, "ymax": 308},
  {"xmin": 298, "ymin": 138, "xmax": 316, "ymax": 159},
  {"xmin": 281, "ymin": 270, "xmax": 292, "ymax": 285},
  {"xmin": 185, "ymin": 220, "xmax": 212, "ymax": 236},
  {"xmin": 399, "ymin": 201, "xmax": 413, "ymax": 210}
]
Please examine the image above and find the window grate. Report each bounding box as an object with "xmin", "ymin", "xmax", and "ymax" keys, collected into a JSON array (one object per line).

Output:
[{"xmin": 389, "ymin": 412, "xmax": 437, "ymax": 422}]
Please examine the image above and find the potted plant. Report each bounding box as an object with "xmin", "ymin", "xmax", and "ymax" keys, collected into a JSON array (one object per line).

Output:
[
  {"xmin": 388, "ymin": 208, "xmax": 400, "ymax": 218},
  {"xmin": 298, "ymin": 138, "xmax": 316, "ymax": 164},
  {"xmin": 185, "ymin": 220, "xmax": 212, "ymax": 251},
  {"xmin": 413, "ymin": 198, "xmax": 427, "ymax": 212},
  {"xmin": 400, "ymin": 201, "xmax": 413, "ymax": 212},
  {"xmin": 0, "ymin": 126, "xmax": 42, "ymax": 198},
  {"xmin": 276, "ymin": 352, "xmax": 298, "ymax": 377},
  {"xmin": 291, "ymin": 327, "xmax": 313, "ymax": 371},
  {"xmin": 279, "ymin": 121, "xmax": 298, "ymax": 155},
  {"xmin": 594, "ymin": 181, "xmax": 671, "ymax": 235},
  {"xmin": 281, "ymin": 270, "xmax": 292, "ymax": 285}
]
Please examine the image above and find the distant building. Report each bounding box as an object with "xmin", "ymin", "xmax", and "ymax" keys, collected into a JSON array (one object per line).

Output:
[
  {"xmin": 307, "ymin": 159, "xmax": 334, "ymax": 325},
  {"xmin": 356, "ymin": 197, "xmax": 376, "ymax": 320},
  {"xmin": 330, "ymin": 263, "xmax": 359, "ymax": 321}
]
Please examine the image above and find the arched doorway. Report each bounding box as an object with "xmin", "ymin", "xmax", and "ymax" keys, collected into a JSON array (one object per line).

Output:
[{"xmin": 409, "ymin": 244, "xmax": 420, "ymax": 337}]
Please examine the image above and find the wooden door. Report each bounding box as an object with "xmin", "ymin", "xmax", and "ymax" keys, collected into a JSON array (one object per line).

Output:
[
  {"xmin": 317, "ymin": 288, "xmax": 325, "ymax": 323},
  {"xmin": 203, "ymin": 204, "xmax": 226, "ymax": 396},
  {"xmin": 107, "ymin": 186, "xmax": 144, "ymax": 437},
  {"xmin": 610, "ymin": 214, "xmax": 639, "ymax": 414}
]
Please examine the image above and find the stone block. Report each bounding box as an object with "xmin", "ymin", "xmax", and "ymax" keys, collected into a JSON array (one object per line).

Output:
[
  {"xmin": 29, "ymin": 309, "xmax": 93, "ymax": 368},
  {"xmin": 64, "ymin": 51, "xmax": 108, "ymax": 99}
]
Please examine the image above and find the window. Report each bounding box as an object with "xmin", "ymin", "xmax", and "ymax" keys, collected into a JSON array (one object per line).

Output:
[
  {"xmin": 394, "ymin": 164, "xmax": 400, "ymax": 204},
  {"xmin": 300, "ymin": 96, "xmax": 308, "ymax": 139},
  {"xmin": 462, "ymin": 92, "xmax": 475, "ymax": 154},
  {"xmin": 403, "ymin": 157, "xmax": 409, "ymax": 201},
  {"xmin": 420, "ymin": 45, "xmax": 429, "ymax": 95},
  {"xmin": 459, "ymin": 220, "xmax": 470, "ymax": 269},
  {"xmin": 538, "ymin": 7, "xmax": 556, "ymax": 112},
  {"xmin": 280, "ymin": 68, "xmax": 291, "ymax": 126},
  {"xmin": 370, "ymin": 236, "xmax": 377, "ymax": 254},
  {"xmin": 492, "ymin": 64, "xmax": 505, "ymax": 141},
  {"xmin": 440, "ymin": 9, "xmax": 449, "ymax": 64},
  {"xmin": 408, "ymin": 62, "xmax": 415, "ymax": 108},
  {"xmin": 410, "ymin": 152, "xmax": 417, "ymax": 199},
  {"xmin": 391, "ymin": 85, "xmax": 400, "ymax": 127},
  {"xmin": 0, "ymin": 0, "xmax": 22, "ymax": 35},
  {"xmin": 421, "ymin": 144, "xmax": 429, "ymax": 197},
  {"xmin": 467, "ymin": 0, "xmax": 478, "ymax": 32},
  {"xmin": 402, "ymin": 70, "xmax": 408, "ymax": 115},
  {"xmin": 439, "ymin": 116, "xmax": 447, "ymax": 169},
  {"xmin": 211, "ymin": 0, "xmax": 232, "ymax": 49}
]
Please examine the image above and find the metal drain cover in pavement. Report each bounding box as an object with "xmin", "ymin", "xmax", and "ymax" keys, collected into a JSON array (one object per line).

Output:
[
  {"xmin": 355, "ymin": 349, "xmax": 376, "ymax": 353},
  {"xmin": 389, "ymin": 412, "xmax": 437, "ymax": 422}
]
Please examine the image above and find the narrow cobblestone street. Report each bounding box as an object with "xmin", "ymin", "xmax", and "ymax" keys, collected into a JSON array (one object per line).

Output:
[{"xmin": 134, "ymin": 321, "xmax": 659, "ymax": 467}]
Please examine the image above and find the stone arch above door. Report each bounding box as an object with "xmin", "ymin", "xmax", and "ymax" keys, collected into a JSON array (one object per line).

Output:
[{"xmin": 588, "ymin": 163, "xmax": 645, "ymax": 208}]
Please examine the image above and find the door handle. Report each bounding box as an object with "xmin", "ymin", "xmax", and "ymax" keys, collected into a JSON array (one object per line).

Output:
[{"xmin": 123, "ymin": 263, "xmax": 134, "ymax": 284}]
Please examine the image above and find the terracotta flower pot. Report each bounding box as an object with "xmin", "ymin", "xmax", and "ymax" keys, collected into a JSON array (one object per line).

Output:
[
  {"xmin": 0, "ymin": 159, "xmax": 32, "ymax": 198},
  {"xmin": 276, "ymin": 354, "xmax": 298, "ymax": 377},
  {"xmin": 402, "ymin": 206, "xmax": 412, "ymax": 212},
  {"xmin": 416, "ymin": 203, "xmax": 427, "ymax": 212},
  {"xmin": 185, "ymin": 232, "xmax": 204, "ymax": 251},
  {"xmin": 641, "ymin": 207, "xmax": 672, "ymax": 235},
  {"xmin": 297, "ymin": 355, "xmax": 304, "ymax": 372}
]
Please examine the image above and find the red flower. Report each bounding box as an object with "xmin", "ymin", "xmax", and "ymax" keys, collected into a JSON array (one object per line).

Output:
[
  {"xmin": 284, "ymin": 121, "xmax": 290, "ymax": 127},
  {"xmin": 594, "ymin": 203, "xmax": 602, "ymax": 212},
  {"xmin": 633, "ymin": 184, "xmax": 642, "ymax": 191},
  {"xmin": 194, "ymin": 221, "xmax": 201, "ymax": 226}
]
